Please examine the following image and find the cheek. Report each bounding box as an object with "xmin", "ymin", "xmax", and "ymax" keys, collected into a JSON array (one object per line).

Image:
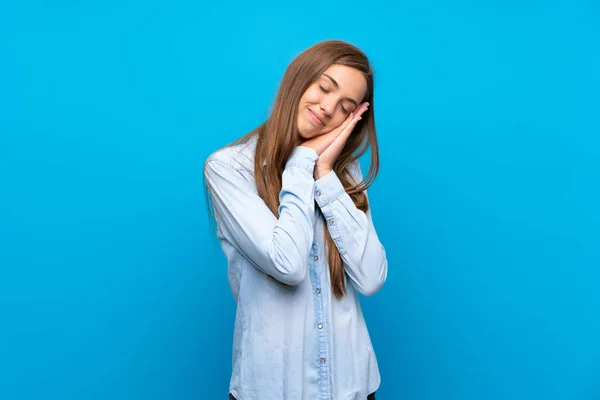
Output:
[
  {"xmin": 331, "ymin": 114, "xmax": 347, "ymax": 128},
  {"xmin": 302, "ymin": 87, "xmax": 321, "ymax": 104}
]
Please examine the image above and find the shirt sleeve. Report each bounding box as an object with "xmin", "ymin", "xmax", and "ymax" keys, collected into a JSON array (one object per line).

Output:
[
  {"xmin": 204, "ymin": 146, "xmax": 318, "ymax": 285},
  {"xmin": 313, "ymin": 162, "xmax": 388, "ymax": 296}
]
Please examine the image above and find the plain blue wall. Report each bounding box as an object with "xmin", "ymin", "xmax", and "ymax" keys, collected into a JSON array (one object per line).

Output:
[{"xmin": 1, "ymin": 0, "xmax": 599, "ymax": 399}]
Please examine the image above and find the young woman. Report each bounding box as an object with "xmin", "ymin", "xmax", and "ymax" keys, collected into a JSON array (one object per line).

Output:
[{"xmin": 204, "ymin": 40, "xmax": 388, "ymax": 400}]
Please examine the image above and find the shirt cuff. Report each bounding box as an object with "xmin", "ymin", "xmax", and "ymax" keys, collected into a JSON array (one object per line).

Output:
[
  {"xmin": 285, "ymin": 146, "xmax": 319, "ymax": 174},
  {"xmin": 314, "ymin": 169, "xmax": 345, "ymax": 207}
]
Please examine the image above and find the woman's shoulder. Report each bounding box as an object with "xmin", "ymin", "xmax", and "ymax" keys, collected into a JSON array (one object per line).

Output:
[{"xmin": 205, "ymin": 135, "xmax": 258, "ymax": 172}]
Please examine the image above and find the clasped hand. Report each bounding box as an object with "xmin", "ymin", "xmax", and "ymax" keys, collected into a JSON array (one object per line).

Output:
[{"xmin": 301, "ymin": 102, "xmax": 369, "ymax": 180}]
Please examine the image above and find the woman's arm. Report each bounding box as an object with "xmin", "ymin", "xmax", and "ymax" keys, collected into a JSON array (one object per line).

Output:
[
  {"xmin": 314, "ymin": 161, "xmax": 388, "ymax": 296},
  {"xmin": 204, "ymin": 146, "xmax": 318, "ymax": 285}
]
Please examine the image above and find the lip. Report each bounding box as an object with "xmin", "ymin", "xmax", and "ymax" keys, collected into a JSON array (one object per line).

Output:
[{"xmin": 307, "ymin": 108, "xmax": 325, "ymax": 126}]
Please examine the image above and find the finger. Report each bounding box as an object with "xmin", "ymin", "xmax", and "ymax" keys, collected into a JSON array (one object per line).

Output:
[
  {"xmin": 355, "ymin": 102, "xmax": 369, "ymax": 116},
  {"xmin": 320, "ymin": 127, "xmax": 345, "ymax": 149},
  {"xmin": 338, "ymin": 116, "xmax": 361, "ymax": 141},
  {"xmin": 340, "ymin": 111, "xmax": 356, "ymax": 130},
  {"xmin": 324, "ymin": 107, "xmax": 362, "ymax": 143},
  {"xmin": 325, "ymin": 115, "xmax": 353, "ymax": 143}
]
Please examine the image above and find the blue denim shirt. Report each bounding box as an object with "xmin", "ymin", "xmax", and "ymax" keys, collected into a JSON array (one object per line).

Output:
[{"xmin": 204, "ymin": 135, "xmax": 388, "ymax": 400}]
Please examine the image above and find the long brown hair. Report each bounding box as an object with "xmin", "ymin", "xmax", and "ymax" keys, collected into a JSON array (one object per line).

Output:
[{"xmin": 208, "ymin": 40, "xmax": 379, "ymax": 299}]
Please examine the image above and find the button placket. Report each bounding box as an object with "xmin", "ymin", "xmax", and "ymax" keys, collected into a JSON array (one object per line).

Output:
[{"xmin": 309, "ymin": 245, "xmax": 331, "ymax": 396}]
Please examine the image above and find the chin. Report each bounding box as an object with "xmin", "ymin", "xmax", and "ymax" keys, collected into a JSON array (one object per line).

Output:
[
  {"xmin": 297, "ymin": 121, "xmax": 314, "ymax": 140},
  {"xmin": 297, "ymin": 130, "xmax": 310, "ymax": 140},
  {"xmin": 298, "ymin": 130, "xmax": 318, "ymax": 140}
]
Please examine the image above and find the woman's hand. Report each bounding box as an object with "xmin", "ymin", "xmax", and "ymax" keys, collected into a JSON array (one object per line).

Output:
[
  {"xmin": 305, "ymin": 102, "xmax": 369, "ymax": 179},
  {"xmin": 298, "ymin": 113, "xmax": 355, "ymax": 156}
]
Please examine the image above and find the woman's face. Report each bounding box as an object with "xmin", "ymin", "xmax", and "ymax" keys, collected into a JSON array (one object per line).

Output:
[{"xmin": 297, "ymin": 64, "xmax": 368, "ymax": 139}]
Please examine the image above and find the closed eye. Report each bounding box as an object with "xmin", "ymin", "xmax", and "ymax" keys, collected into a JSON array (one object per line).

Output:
[{"xmin": 320, "ymin": 85, "xmax": 350, "ymax": 114}]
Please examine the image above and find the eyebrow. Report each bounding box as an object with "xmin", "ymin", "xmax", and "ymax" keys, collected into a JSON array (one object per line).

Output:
[{"xmin": 322, "ymin": 73, "xmax": 358, "ymax": 106}]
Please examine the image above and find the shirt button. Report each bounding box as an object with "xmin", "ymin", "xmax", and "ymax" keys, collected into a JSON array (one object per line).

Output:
[
  {"xmin": 316, "ymin": 191, "xmax": 321, "ymax": 197},
  {"xmin": 317, "ymin": 323, "xmax": 323, "ymax": 329},
  {"xmin": 313, "ymin": 255, "xmax": 319, "ymax": 261},
  {"xmin": 315, "ymin": 288, "xmax": 321, "ymax": 294},
  {"xmin": 320, "ymin": 358, "xmax": 326, "ymax": 364},
  {"xmin": 329, "ymin": 219, "xmax": 334, "ymax": 225}
]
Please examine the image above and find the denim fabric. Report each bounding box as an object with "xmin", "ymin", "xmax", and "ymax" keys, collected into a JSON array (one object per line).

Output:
[
  {"xmin": 229, "ymin": 391, "xmax": 376, "ymax": 399},
  {"xmin": 205, "ymin": 135, "xmax": 388, "ymax": 400}
]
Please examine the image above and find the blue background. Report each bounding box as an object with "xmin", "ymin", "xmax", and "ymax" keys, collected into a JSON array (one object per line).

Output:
[{"xmin": 1, "ymin": 0, "xmax": 599, "ymax": 399}]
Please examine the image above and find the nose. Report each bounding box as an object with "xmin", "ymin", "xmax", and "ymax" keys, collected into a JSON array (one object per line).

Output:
[{"xmin": 320, "ymin": 99, "xmax": 335, "ymax": 117}]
